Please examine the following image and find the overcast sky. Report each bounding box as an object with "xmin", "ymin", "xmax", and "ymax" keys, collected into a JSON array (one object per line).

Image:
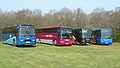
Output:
[{"xmin": 0, "ymin": 0, "xmax": 120, "ymax": 13}]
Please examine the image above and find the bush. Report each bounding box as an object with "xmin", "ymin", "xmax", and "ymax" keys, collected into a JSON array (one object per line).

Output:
[{"xmin": 113, "ymin": 32, "xmax": 120, "ymax": 42}]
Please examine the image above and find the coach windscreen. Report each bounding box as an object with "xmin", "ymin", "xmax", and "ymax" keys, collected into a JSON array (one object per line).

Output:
[{"xmin": 19, "ymin": 26, "xmax": 35, "ymax": 36}]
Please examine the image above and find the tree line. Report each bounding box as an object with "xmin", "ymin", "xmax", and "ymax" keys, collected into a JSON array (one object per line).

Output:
[{"xmin": 0, "ymin": 7, "xmax": 120, "ymax": 42}]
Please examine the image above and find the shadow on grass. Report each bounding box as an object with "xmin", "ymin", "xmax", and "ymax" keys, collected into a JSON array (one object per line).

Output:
[
  {"xmin": 72, "ymin": 44, "xmax": 91, "ymax": 46},
  {"xmin": 3, "ymin": 43, "xmax": 37, "ymax": 48},
  {"xmin": 39, "ymin": 43, "xmax": 72, "ymax": 47},
  {"xmin": 16, "ymin": 45, "xmax": 36, "ymax": 48},
  {"xmin": 92, "ymin": 43, "xmax": 110, "ymax": 46}
]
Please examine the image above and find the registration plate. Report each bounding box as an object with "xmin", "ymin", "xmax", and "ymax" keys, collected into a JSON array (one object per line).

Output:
[
  {"xmin": 26, "ymin": 41, "xmax": 30, "ymax": 43},
  {"xmin": 105, "ymin": 42, "xmax": 108, "ymax": 44},
  {"xmin": 65, "ymin": 43, "xmax": 69, "ymax": 44},
  {"xmin": 86, "ymin": 43, "xmax": 89, "ymax": 45}
]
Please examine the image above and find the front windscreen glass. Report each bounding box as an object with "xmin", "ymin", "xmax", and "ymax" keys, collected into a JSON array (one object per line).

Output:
[
  {"xmin": 101, "ymin": 30, "xmax": 112, "ymax": 39},
  {"xmin": 58, "ymin": 28, "xmax": 72, "ymax": 39},
  {"xmin": 82, "ymin": 29, "xmax": 92, "ymax": 38},
  {"xmin": 19, "ymin": 26, "xmax": 35, "ymax": 36}
]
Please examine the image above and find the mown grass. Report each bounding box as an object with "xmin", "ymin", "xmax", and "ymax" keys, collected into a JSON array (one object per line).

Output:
[{"xmin": 0, "ymin": 42, "xmax": 120, "ymax": 68}]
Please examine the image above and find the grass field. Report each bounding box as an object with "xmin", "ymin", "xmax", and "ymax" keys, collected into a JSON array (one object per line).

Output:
[{"xmin": 0, "ymin": 42, "xmax": 120, "ymax": 68}]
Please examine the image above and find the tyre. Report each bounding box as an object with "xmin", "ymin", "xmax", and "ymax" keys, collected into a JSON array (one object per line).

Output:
[
  {"xmin": 13, "ymin": 39, "xmax": 16, "ymax": 46},
  {"xmin": 39, "ymin": 39, "xmax": 42, "ymax": 43},
  {"xmin": 52, "ymin": 40, "xmax": 55, "ymax": 46}
]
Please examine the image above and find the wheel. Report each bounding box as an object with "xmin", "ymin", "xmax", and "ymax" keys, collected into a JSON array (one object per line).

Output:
[
  {"xmin": 39, "ymin": 39, "xmax": 42, "ymax": 43},
  {"xmin": 3, "ymin": 42, "xmax": 6, "ymax": 44},
  {"xmin": 52, "ymin": 40, "xmax": 55, "ymax": 46},
  {"xmin": 13, "ymin": 39, "xmax": 16, "ymax": 46}
]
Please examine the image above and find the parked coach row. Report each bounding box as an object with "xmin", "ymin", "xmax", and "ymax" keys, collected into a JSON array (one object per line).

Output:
[{"xmin": 2, "ymin": 24, "xmax": 112, "ymax": 46}]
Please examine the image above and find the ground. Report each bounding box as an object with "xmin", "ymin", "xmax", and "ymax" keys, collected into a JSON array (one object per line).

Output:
[{"xmin": 0, "ymin": 42, "xmax": 120, "ymax": 68}]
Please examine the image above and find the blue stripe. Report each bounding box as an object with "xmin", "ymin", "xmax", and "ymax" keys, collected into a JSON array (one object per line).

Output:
[
  {"xmin": 16, "ymin": 36, "xmax": 36, "ymax": 45},
  {"xmin": 96, "ymin": 39, "xmax": 112, "ymax": 45}
]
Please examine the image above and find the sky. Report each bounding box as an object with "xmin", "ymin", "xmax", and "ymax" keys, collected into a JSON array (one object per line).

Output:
[{"xmin": 0, "ymin": 0, "xmax": 120, "ymax": 13}]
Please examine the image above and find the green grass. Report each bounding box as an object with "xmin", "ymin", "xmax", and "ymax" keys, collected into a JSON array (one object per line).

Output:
[{"xmin": 0, "ymin": 42, "xmax": 120, "ymax": 68}]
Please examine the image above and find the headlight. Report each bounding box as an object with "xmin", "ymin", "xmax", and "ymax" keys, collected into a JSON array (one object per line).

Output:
[
  {"xmin": 32, "ymin": 40, "xmax": 35, "ymax": 41},
  {"xmin": 20, "ymin": 40, "xmax": 24, "ymax": 41}
]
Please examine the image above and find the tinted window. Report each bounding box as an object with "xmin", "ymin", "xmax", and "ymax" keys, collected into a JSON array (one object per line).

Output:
[
  {"xmin": 2, "ymin": 27, "xmax": 17, "ymax": 34},
  {"xmin": 82, "ymin": 29, "xmax": 92, "ymax": 38},
  {"xmin": 92, "ymin": 30, "xmax": 101, "ymax": 38},
  {"xmin": 37, "ymin": 28, "xmax": 57, "ymax": 33}
]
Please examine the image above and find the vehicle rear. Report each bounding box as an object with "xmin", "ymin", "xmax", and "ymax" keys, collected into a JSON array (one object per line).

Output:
[
  {"xmin": 72, "ymin": 29, "xmax": 92, "ymax": 45},
  {"xmin": 97, "ymin": 29, "xmax": 112, "ymax": 45},
  {"xmin": 81, "ymin": 29, "xmax": 92, "ymax": 45}
]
